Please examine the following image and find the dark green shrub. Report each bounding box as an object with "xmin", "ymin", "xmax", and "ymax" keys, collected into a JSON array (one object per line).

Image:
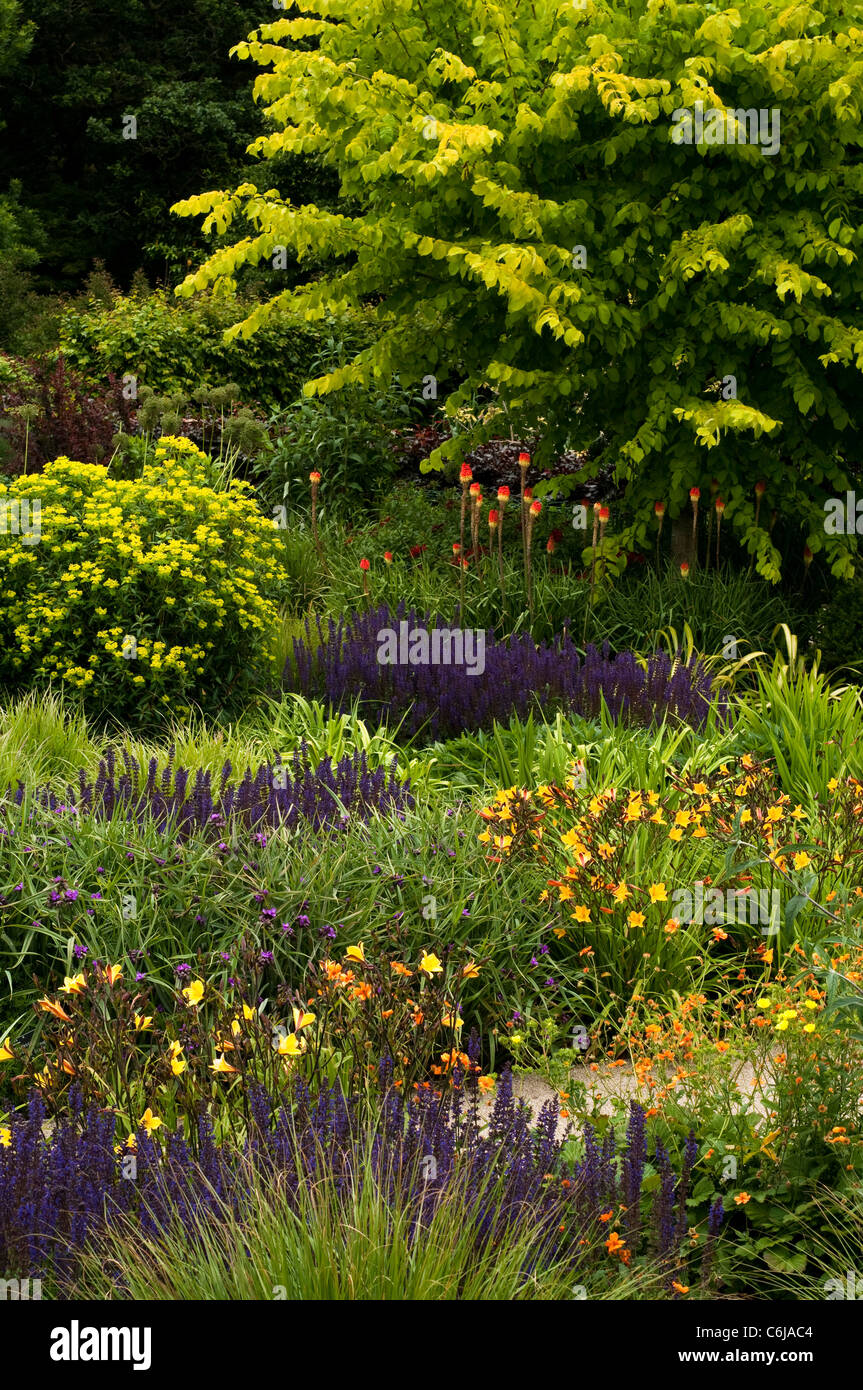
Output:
[{"xmin": 55, "ymin": 289, "xmax": 375, "ymax": 413}]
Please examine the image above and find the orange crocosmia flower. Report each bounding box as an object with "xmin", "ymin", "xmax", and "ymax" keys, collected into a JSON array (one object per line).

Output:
[
  {"xmin": 672, "ymin": 1281, "xmax": 690, "ymax": 1295},
  {"xmin": 604, "ymin": 1232, "xmax": 626, "ymax": 1255},
  {"xmin": 36, "ymin": 997, "xmax": 72, "ymax": 1023},
  {"xmin": 598, "ymin": 1209, "xmax": 614, "ymax": 1223},
  {"xmin": 351, "ymin": 983, "xmax": 373, "ymax": 1002}
]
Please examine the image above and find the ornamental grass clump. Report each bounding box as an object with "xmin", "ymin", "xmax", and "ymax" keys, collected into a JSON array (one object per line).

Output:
[
  {"xmin": 287, "ymin": 603, "xmax": 725, "ymax": 742},
  {"xmin": 0, "ymin": 435, "xmax": 281, "ymax": 721},
  {"xmin": 0, "ymin": 1067, "xmax": 722, "ymax": 1300},
  {"xmin": 3, "ymin": 743, "xmax": 414, "ymax": 837}
]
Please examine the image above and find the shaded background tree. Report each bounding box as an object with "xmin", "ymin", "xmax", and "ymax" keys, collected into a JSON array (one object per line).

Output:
[{"xmin": 0, "ymin": 0, "xmax": 338, "ymax": 293}]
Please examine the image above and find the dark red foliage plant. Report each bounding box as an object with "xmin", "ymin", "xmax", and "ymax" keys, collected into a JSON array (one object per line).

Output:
[{"xmin": 0, "ymin": 354, "xmax": 135, "ymax": 475}]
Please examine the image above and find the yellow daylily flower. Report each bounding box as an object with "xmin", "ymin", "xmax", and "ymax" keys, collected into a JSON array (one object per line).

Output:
[
  {"xmin": 210, "ymin": 1054, "xmax": 237, "ymax": 1074},
  {"xmin": 419, "ymin": 952, "xmax": 443, "ymax": 976},
  {"xmin": 0, "ymin": 1038, "xmax": 14, "ymax": 1063},
  {"xmin": 140, "ymin": 1107, "xmax": 162, "ymax": 1135},
  {"xmin": 0, "ymin": 1126, "xmax": 11, "ymax": 1148},
  {"xmin": 105, "ymin": 964, "xmax": 123, "ymax": 987},
  {"xmin": 292, "ymin": 1007, "xmax": 316, "ymax": 1031},
  {"xmin": 277, "ymin": 1033, "xmax": 303, "ymax": 1057},
  {"xmin": 345, "ymin": 943, "xmax": 367, "ymax": 964},
  {"xmin": 134, "ymin": 1014, "xmax": 153, "ymax": 1031},
  {"xmin": 182, "ymin": 979, "xmax": 205, "ymax": 1007},
  {"xmin": 62, "ymin": 973, "xmax": 87, "ymax": 995}
]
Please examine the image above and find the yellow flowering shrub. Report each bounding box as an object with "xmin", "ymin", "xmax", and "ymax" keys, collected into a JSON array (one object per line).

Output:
[{"xmin": 0, "ymin": 437, "xmax": 281, "ymax": 719}]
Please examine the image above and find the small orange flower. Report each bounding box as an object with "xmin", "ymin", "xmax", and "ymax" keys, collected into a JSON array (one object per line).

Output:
[
  {"xmin": 734, "ymin": 1192, "xmax": 751, "ymax": 1206},
  {"xmin": 36, "ymin": 998, "xmax": 72, "ymax": 1023}
]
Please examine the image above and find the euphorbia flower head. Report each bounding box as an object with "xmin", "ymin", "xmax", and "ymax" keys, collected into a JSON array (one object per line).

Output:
[
  {"xmin": 460, "ymin": 463, "xmax": 473, "ymax": 483},
  {"xmin": 359, "ymin": 557, "xmax": 370, "ymax": 572}
]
